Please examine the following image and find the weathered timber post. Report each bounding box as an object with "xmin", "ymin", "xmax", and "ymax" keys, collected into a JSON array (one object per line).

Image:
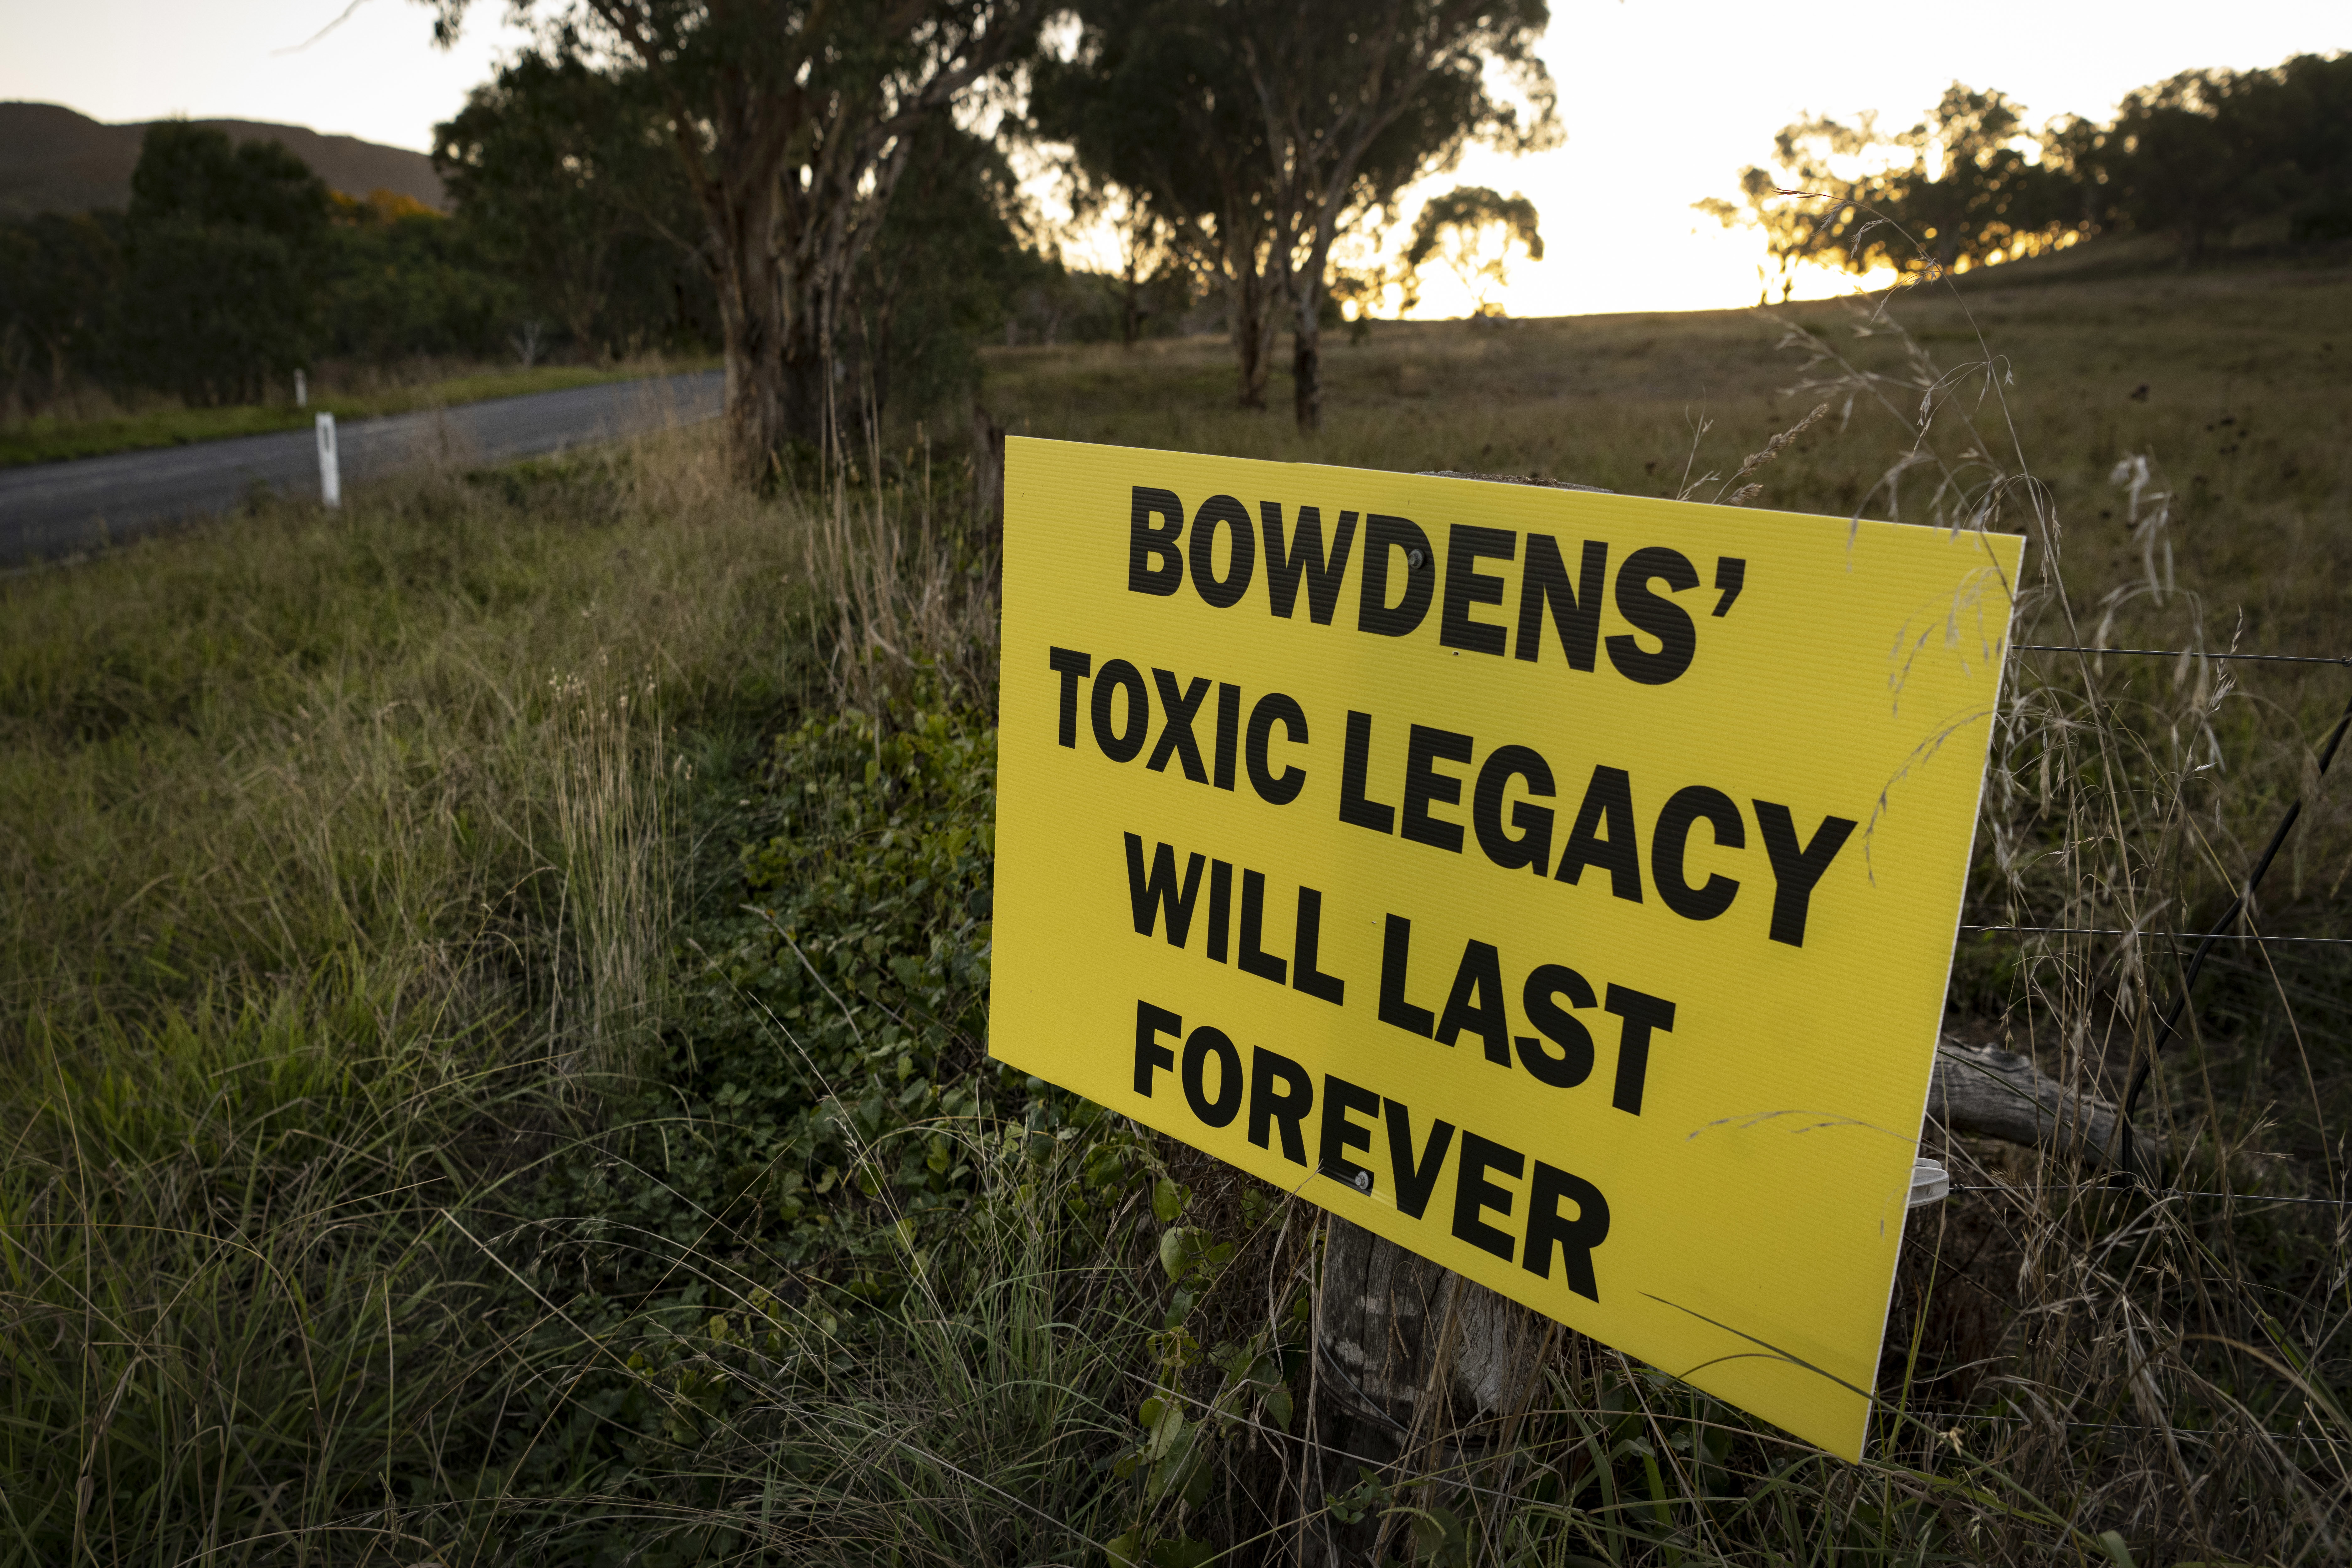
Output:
[
  {"xmin": 1928, "ymin": 1035, "xmax": 2161, "ymax": 1180},
  {"xmin": 972, "ymin": 403, "xmax": 1007, "ymax": 551},
  {"xmin": 1311, "ymin": 1214, "xmax": 1550, "ymax": 1563}
]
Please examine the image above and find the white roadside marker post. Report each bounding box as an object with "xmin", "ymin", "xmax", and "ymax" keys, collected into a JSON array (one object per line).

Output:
[
  {"xmin": 315, "ymin": 412, "xmax": 341, "ymax": 510},
  {"xmin": 294, "ymin": 368, "xmax": 307, "ymax": 408}
]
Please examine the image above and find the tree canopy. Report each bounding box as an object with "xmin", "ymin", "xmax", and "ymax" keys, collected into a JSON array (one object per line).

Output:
[
  {"xmin": 316, "ymin": 191, "xmax": 524, "ymax": 366},
  {"xmin": 2107, "ymin": 54, "xmax": 2352, "ymax": 256},
  {"xmin": 116, "ymin": 124, "xmax": 334, "ymax": 406},
  {"xmin": 1397, "ymin": 185, "xmax": 1543, "ymax": 317},
  {"xmin": 1693, "ymin": 86, "xmax": 2080, "ymax": 297},
  {"xmin": 1030, "ymin": 2, "xmax": 1281, "ymax": 404},
  {"xmin": 128, "ymin": 124, "xmax": 334, "ymax": 241},
  {"xmin": 0, "ymin": 211, "xmax": 120, "ymax": 413},
  {"xmin": 434, "ymin": 49, "xmax": 709, "ymax": 359},
  {"xmin": 1700, "ymin": 53, "xmax": 2352, "ymax": 294},
  {"xmin": 1037, "ymin": 0, "xmax": 1556, "ymax": 427},
  {"xmin": 425, "ymin": 0, "xmax": 1049, "ymax": 482}
]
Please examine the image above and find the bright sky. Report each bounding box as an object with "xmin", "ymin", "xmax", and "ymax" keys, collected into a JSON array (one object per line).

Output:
[
  {"xmin": 2, "ymin": 0, "xmax": 2345, "ymax": 317},
  {"xmin": 0, "ymin": 0, "xmax": 533, "ymax": 153},
  {"xmin": 1432, "ymin": 0, "xmax": 2352, "ymax": 317}
]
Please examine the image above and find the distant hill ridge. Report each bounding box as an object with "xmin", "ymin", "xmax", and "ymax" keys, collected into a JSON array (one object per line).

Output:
[{"xmin": 0, "ymin": 101, "xmax": 446, "ymax": 219}]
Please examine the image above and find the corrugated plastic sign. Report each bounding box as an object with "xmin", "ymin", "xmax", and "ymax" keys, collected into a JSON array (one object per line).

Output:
[{"xmin": 989, "ymin": 436, "xmax": 2022, "ymax": 1458}]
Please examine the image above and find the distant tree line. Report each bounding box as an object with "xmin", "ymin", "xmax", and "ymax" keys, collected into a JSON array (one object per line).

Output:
[
  {"xmin": 0, "ymin": 32, "xmax": 1111, "ymax": 448},
  {"xmin": 0, "ymin": 118, "xmax": 720, "ymax": 419},
  {"xmin": 8, "ymin": 0, "xmax": 1562, "ymax": 474},
  {"xmin": 1701, "ymin": 53, "xmax": 2352, "ymax": 296}
]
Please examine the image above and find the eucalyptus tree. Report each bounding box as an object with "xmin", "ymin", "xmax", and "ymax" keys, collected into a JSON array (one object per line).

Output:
[
  {"xmin": 0, "ymin": 211, "xmax": 120, "ymax": 413},
  {"xmin": 1697, "ymin": 86, "xmax": 2089, "ymax": 293},
  {"xmin": 1397, "ymin": 184, "xmax": 1543, "ymax": 316},
  {"xmin": 1235, "ymin": 0, "xmax": 1555, "ymax": 430},
  {"xmin": 1041, "ymin": 0, "xmax": 1555, "ymax": 428},
  {"xmin": 1031, "ymin": 4, "xmax": 1281, "ymax": 406},
  {"xmin": 427, "ymin": 0, "xmax": 1047, "ymax": 483},
  {"xmin": 434, "ymin": 49, "xmax": 690, "ymax": 358},
  {"xmin": 119, "ymin": 124, "xmax": 332, "ymax": 405},
  {"xmin": 2106, "ymin": 56, "xmax": 2352, "ymax": 258}
]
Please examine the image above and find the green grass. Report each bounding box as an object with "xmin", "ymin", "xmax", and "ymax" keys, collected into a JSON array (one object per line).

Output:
[
  {"xmin": 988, "ymin": 263, "xmax": 2352, "ymax": 629},
  {"xmin": 993, "ymin": 262, "xmax": 2352, "ymax": 921},
  {"xmin": 1, "ymin": 257, "xmax": 2347, "ymax": 1562},
  {"xmin": 0, "ymin": 423, "xmax": 815, "ymax": 1558},
  {"xmin": 0, "ymin": 358, "xmax": 717, "ymax": 469},
  {"xmin": 981, "ymin": 261, "xmax": 2352, "ymax": 1565}
]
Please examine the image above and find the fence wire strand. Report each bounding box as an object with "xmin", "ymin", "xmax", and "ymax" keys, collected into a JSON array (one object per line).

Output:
[
  {"xmin": 2011, "ymin": 643, "xmax": 2350, "ymax": 666},
  {"xmin": 1961, "ymin": 925, "xmax": 2352, "ymax": 945}
]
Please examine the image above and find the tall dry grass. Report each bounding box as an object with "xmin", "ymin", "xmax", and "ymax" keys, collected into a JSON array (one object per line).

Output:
[
  {"xmin": 1, "ymin": 257, "xmax": 2345, "ymax": 1564},
  {"xmin": 456, "ymin": 277, "xmax": 2345, "ymax": 1566},
  {"xmin": 806, "ymin": 423, "xmax": 1001, "ymax": 713},
  {"xmin": 801, "ymin": 270, "xmax": 2351, "ymax": 1564},
  {"xmin": 0, "ymin": 414, "xmax": 817, "ymax": 1559},
  {"xmin": 546, "ymin": 656, "xmax": 670, "ymax": 1086},
  {"xmin": 412, "ymin": 273, "xmax": 2345, "ymax": 1564}
]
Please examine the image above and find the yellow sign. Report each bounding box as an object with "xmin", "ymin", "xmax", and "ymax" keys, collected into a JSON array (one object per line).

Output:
[{"xmin": 989, "ymin": 437, "xmax": 2021, "ymax": 1459}]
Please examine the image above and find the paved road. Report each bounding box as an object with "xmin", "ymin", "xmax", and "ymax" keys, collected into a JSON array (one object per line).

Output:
[{"xmin": 0, "ymin": 370, "xmax": 724, "ymax": 569}]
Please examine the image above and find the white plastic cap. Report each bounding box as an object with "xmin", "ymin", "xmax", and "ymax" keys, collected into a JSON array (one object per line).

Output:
[{"xmin": 1908, "ymin": 1157, "xmax": 1950, "ymax": 1208}]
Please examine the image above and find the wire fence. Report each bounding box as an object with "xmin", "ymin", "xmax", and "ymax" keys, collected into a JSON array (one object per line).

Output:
[
  {"xmin": 2011, "ymin": 644, "xmax": 2352, "ymax": 668},
  {"xmin": 1953, "ymin": 1183, "xmax": 2352, "ymax": 1209},
  {"xmin": 1956, "ymin": 637, "xmax": 2350, "ymax": 1201},
  {"xmin": 1961, "ymin": 927, "xmax": 2352, "ymax": 945}
]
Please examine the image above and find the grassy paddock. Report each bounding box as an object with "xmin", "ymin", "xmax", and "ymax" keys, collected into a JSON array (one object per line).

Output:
[
  {"xmin": 977, "ymin": 265, "xmax": 2352, "ymax": 1565},
  {"xmin": 992, "ymin": 263, "xmax": 2352, "ymax": 977},
  {"xmin": 0, "ymin": 356, "xmax": 716, "ymax": 469},
  {"xmin": 0, "ymin": 421, "xmax": 817, "ymax": 1558},
  {"xmin": 1, "ymin": 259, "xmax": 2347, "ymax": 1563}
]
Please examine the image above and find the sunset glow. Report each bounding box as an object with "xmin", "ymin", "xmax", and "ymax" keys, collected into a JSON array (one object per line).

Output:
[{"xmin": 2, "ymin": 0, "xmax": 2344, "ymax": 318}]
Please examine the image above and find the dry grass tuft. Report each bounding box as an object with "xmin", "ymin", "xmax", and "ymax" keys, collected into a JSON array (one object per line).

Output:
[
  {"xmin": 3, "ymin": 256, "xmax": 2347, "ymax": 1563},
  {"xmin": 967, "ymin": 261, "xmax": 2352, "ymax": 1564}
]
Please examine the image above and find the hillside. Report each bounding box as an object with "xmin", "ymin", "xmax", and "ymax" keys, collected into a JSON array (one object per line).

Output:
[{"xmin": 0, "ymin": 101, "xmax": 445, "ymax": 218}]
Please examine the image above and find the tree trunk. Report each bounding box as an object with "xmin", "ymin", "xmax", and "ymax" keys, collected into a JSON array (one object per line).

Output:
[
  {"xmin": 1286, "ymin": 224, "xmax": 1336, "ymax": 432},
  {"xmin": 1236, "ymin": 324, "xmax": 1269, "ymax": 409},
  {"xmin": 1121, "ymin": 251, "xmax": 1141, "ymax": 349},
  {"xmin": 971, "ymin": 401, "xmax": 1006, "ymax": 551},
  {"xmin": 561, "ymin": 298, "xmax": 604, "ymax": 366},
  {"xmin": 709, "ymin": 232, "xmax": 831, "ymax": 488},
  {"xmin": 708, "ymin": 159, "xmax": 784, "ymax": 487},
  {"xmin": 1929, "ymin": 1035, "xmax": 2161, "ymax": 1181},
  {"xmin": 1230, "ymin": 265, "xmax": 1273, "ymax": 411},
  {"xmin": 715, "ymin": 277, "xmax": 787, "ymax": 488},
  {"xmin": 1291, "ymin": 321, "xmax": 1321, "ymax": 432}
]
